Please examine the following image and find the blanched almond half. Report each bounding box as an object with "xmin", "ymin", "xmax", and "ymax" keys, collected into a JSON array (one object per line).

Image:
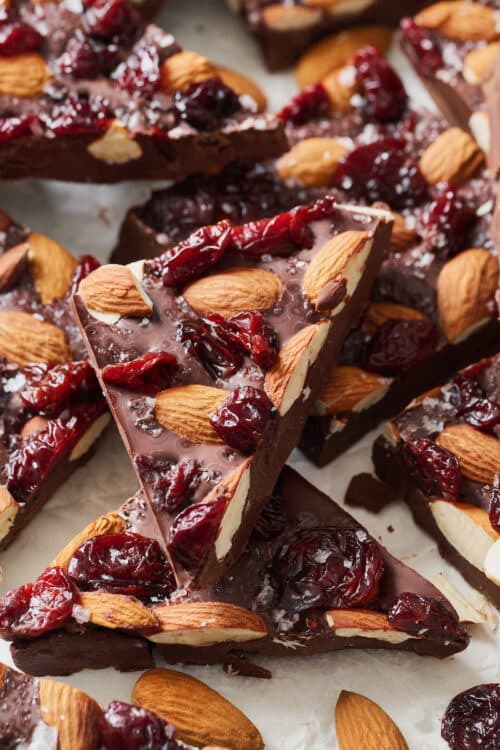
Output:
[
  {"xmin": 51, "ymin": 512, "xmax": 126, "ymax": 569},
  {"xmin": 155, "ymin": 384, "xmax": 226, "ymax": 444},
  {"xmin": 484, "ymin": 539, "xmax": 500, "ymax": 586},
  {"xmin": 430, "ymin": 499, "xmax": 498, "ymax": 572},
  {"xmin": 0, "ymin": 242, "xmax": 29, "ymax": 293},
  {"xmin": 0, "ymin": 311, "xmax": 72, "ymax": 366},
  {"xmin": 87, "ymin": 121, "xmax": 142, "ymax": 165},
  {"xmin": 463, "ymin": 42, "xmax": 500, "ymax": 84},
  {"xmin": 419, "ymin": 127, "xmax": 484, "ymax": 186},
  {"xmin": 0, "ymin": 487, "xmax": 18, "ymax": 544},
  {"xmin": 363, "ymin": 302, "xmax": 427, "ymax": 335},
  {"xmin": 69, "ymin": 412, "xmax": 110, "ymax": 461},
  {"xmin": 160, "ymin": 51, "xmax": 217, "ymax": 94},
  {"xmin": 148, "ymin": 601, "xmax": 267, "ymax": 645},
  {"xmin": 335, "ymin": 690, "xmax": 408, "ymax": 750},
  {"xmin": 216, "ymin": 65, "xmax": 266, "ymax": 111},
  {"xmin": 39, "ymin": 679, "xmax": 102, "ymax": 750},
  {"xmin": 27, "ymin": 233, "xmax": 78, "ymax": 304},
  {"xmin": 78, "ymin": 264, "xmax": 153, "ymax": 321},
  {"xmin": 277, "ymin": 137, "xmax": 346, "ymax": 187},
  {"xmin": 415, "ymin": 1, "xmax": 499, "ymax": 42},
  {"xmin": 183, "ymin": 267, "xmax": 283, "ymax": 317},
  {"xmin": 213, "ymin": 459, "xmax": 251, "ymax": 562},
  {"xmin": 318, "ymin": 366, "xmax": 391, "ymax": 414},
  {"xmin": 437, "ymin": 423, "xmax": 500, "ymax": 485},
  {"xmin": 431, "ymin": 572, "xmax": 497, "ymax": 629},
  {"xmin": 132, "ymin": 669, "xmax": 264, "ymax": 750},
  {"xmin": 262, "ymin": 4, "xmax": 322, "ymax": 31},
  {"xmin": 0, "ymin": 53, "xmax": 50, "ymax": 97},
  {"xmin": 327, "ymin": 609, "xmax": 417, "ymax": 644},
  {"xmin": 78, "ymin": 591, "xmax": 159, "ymax": 632}
]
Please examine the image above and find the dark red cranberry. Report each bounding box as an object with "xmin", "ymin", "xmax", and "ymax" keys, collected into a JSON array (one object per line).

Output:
[
  {"xmin": 228, "ymin": 312, "xmax": 279, "ymax": 370},
  {"xmin": 153, "ymin": 220, "xmax": 232, "ymax": 287},
  {"xmin": 85, "ymin": 0, "xmax": 137, "ymax": 39},
  {"xmin": 101, "ymin": 701, "xmax": 179, "ymax": 750},
  {"xmin": 272, "ymin": 526, "xmax": 384, "ymax": 613},
  {"xmin": 44, "ymin": 95, "xmax": 108, "ymax": 136},
  {"xmin": 424, "ymin": 187, "xmax": 476, "ymax": 257},
  {"xmin": 452, "ymin": 373, "xmax": 500, "ymax": 432},
  {"xmin": 167, "ymin": 497, "xmax": 227, "ymax": 571},
  {"xmin": 0, "ymin": 566, "xmax": 78, "ymax": 639},
  {"xmin": 135, "ymin": 455, "xmax": 200, "ymax": 513},
  {"xmin": 401, "ymin": 18, "xmax": 443, "ymax": 78},
  {"xmin": 230, "ymin": 206, "xmax": 316, "ymax": 257},
  {"xmin": 402, "ymin": 438, "xmax": 461, "ymax": 502},
  {"xmin": 388, "ymin": 592, "xmax": 469, "ymax": 645},
  {"xmin": 442, "ymin": 684, "xmax": 500, "ymax": 750},
  {"xmin": 70, "ymin": 254, "xmax": 100, "ymax": 295},
  {"xmin": 252, "ymin": 492, "xmax": 286, "ymax": 542},
  {"xmin": 210, "ymin": 386, "xmax": 276, "ymax": 454},
  {"xmin": 0, "ymin": 20, "xmax": 43, "ymax": 57},
  {"xmin": 353, "ymin": 45, "xmax": 407, "ymax": 122},
  {"xmin": 174, "ymin": 77, "xmax": 241, "ymax": 131},
  {"xmin": 364, "ymin": 318, "xmax": 438, "ymax": 375},
  {"xmin": 335, "ymin": 138, "xmax": 429, "ymax": 209},
  {"xmin": 0, "ymin": 115, "xmax": 35, "ymax": 144},
  {"xmin": 116, "ymin": 46, "xmax": 160, "ymax": 96},
  {"xmin": 58, "ymin": 34, "xmax": 100, "ymax": 79},
  {"xmin": 488, "ymin": 488, "xmax": 500, "ymax": 533},
  {"xmin": 68, "ymin": 532, "xmax": 175, "ymax": 600},
  {"xmin": 102, "ymin": 351, "xmax": 178, "ymax": 393},
  {"xmin": 20, "ymin": 361, "xmax": 99, "ymax": 415},
  {"xmin": 278, "ymin": 83, "xmax": 330, "ymax": 126}
]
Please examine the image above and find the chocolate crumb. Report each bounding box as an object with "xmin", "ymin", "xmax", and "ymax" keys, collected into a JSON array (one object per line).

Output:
[{"xmin": 345, "ymin": 472, "xmax": 397, "ymax": 514}]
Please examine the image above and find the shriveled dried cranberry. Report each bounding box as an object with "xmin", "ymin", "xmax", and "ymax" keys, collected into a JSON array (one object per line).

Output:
[
  {"xmin": 452, "ymin": 373, "xmax": 500, "ymax": 432},
  {"xmin": 210, "ymin": 386, "xmax": 276, "ymax": 454},
  {"xmin": 20, "ymin": 361, "xmax": 99, "ymax": 415},
  {"xmin": 442, "ymin": 684, "xmax": 500, "ymax": 750},
  {"xmin": 116, "ymin": 46, "xmax": 160, "ymax": 96},
  {"xmin": 101, "ymin": 701, "xmax": 179, "ymax": 750},
  {"xmin": 402, "ymin": 438, "xmax": 461, "ymax": 502},
  {"xmin": 70, "ymin": 254, "xmax": 100, "ymax": 295},
  {"xmin": 59, "ymin": 34, "xmax": 100, "ymax": 79},
  {"xmin": 153, "ymin": 220, "xmax": 232, "ymax": 287},
  {"xmin": 388, "ymin": 592, "xmax": 469, "ymax": 645},
  {"xmin": 278, "ymin": 83, "xmax": 330, "ymax": 126},
  {"xmin": 44, "ymin": 95, "xmax": 108, "ymax": 136},
  {"xmin": 353, "ymin": 45, "xmax": 407, "ymax": 122},
  {"xmin": 335, "ymin": 138, "xmax": 428, "ymax": 209},
  {"xmin": 168, "ymin": 497, "xmax": 227, "ymax": 571},
  {"xmin": 68, "ymin": 531, "xmax": 175, "ymax": 600},
  {"xmin": 252, "ymin": 492, "xmax": 286, "ymax": 542},
  {"xmin": 229, "ymin": 312, "xmax": 279, "ymax": 370},
  {"xmin": 230, "ymin": 206, "xmax": 315, "ymax": 257},
  {"xmin": 102, "ymin": 351, "xmax": 178, "ymax": 393},
  {"xmin": 174, "ymin": 77, "xmax": 241, "ymax": 131},
  {"xmin": 0, "ymin": 20, "xmax": 43, "ymax": 56},
  {"xmin": 0, "ymin": 566, "xmax": 78, "ymax": 639},
  {"xmin": 135, "ymin": 455, "xmax": 200, "ymax": 513},
  {"xmin": 0, "ymin": 115, "xmax": 35, "ymax": 144},
  {"xmin": 272, "ymin": 526, "xmax": 384, "ymax": 613},
  {"xmin": 364, "ymin": 318, "xmax": 438, "ymax": 375},
  {"xmin": 424, "ymin": 187, "xmax": 476, "ymax": 257},
  {"xmin": 401, "ymin": 18, "xmax": 443, "ymax": 78},
  {"xmin": 488, "ymin": 488, "xmax": 500, "ymax": 533},
  {"xmin": 85, "ymin": 0, "xmax": 137, "ymax": 39}
]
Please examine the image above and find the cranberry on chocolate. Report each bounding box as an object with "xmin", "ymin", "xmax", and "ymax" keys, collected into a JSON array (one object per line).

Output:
[
  {"xmin": 115, "ymin": 45, "xmax": 160, "ymax": 97},
  {"xmin": 402, "ymin": 438, "xmax": 461, "ymax": 503},
  {"xmin": 488, "ymin": 488, "xmax": 500, "ymax": 534},
  {"xmin": 442, "ymin": 684, "xmax": 500, "ymax": 750},
  {"xmin": 277, "ymin": 82, "xmax": 330, "ymax": 126},
  {"xmin": 0, "ymin": 14, "xmax": 43, "ymax": 57},
  {"xmin": 389, "ymin": 591, "xmax": 468, "ymax": 645},
  {"xmin": 43, "ymin": 94, "xmax": 108, "ymax": 136},
  {"xmin": 423, "ymin": 186, "xmax": 476, "ymax": 258},
  {"xmin": 101, "ymin": 700, "xmax": 179, "ymax": 750},
  {"xmin": 58, "ymin": 34, "xmax": 100, "ymax": 79},
  {"xmin": 230, "ymin": 207, "xmax": 316, "ymax": 257},
  {"xmin": 20, "ymin": 361, "xmax": 99, "ymax": 415},
  {"xmin": 0, "ymin": 115, "xmax": 35, "ymax": 143},
  {"xmin": 84, "ymin": 0, "xmax": 137, "ymax": 40},
  {"xmin": 353, "ymin": 45, "xmax": 407, "ymax": 122},
  {"xmin": 167, "ymin": 496, "xmax": 227, "ymax": 571},
  {"xmin": 210, "ymin": 386, "xmax": 276, "ymax": 455},
  {"xmin": 364, "ymin": 318, "xmax": 438, "ymax": 376},
  {"xmin": 135, "ymin": 455, "xmax": 200, "ymax": 513},
  {"xmin": 174, "ymin": 77, "xmax": 241, "ymax": 131},
  {"xmin": 400, "ymin": 18, "xmax": 443, "ymax": 78},
  {"xmin": 102, "ymin": 351, "xmax": 178, "ymax": 393},
  {"xmin": 452, "ymin": 372, "xmax": 500, "ymax": 433}
]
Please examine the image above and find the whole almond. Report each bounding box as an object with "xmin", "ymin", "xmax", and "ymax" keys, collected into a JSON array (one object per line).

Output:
[
  {"xmin": 78, "ymin": 264, "xmax": 153, "ymax": 319},
  {"xmin": 155, "ymin": 384, "xmax": 227, "ymax": 444},
  {"xmin": 322, "ymin": 65, "xmax": 359, "ymax": 111},
  {"xmin": 277, "ymin": 137, "xmax": 346, "ymax": 187},
  {"xmin": 0, "ymin": 242, "xmax": 29, "ymax": 292},
  {"xmin": 79, "ymin": 591, "xmax": 159, "ymax": 633},
  {"xmin": 262, "ymin": 4, "xmax": 322, "ymax": 31},
  {"xmin": 415, "ymin": 1, "xmax": 498, "ymax": 42},
  {"xmin": 335, "ymin": 690, "xmax": 408, "ymax": 750},
  {"xmin": 0, "ymin": 311, "xmax": 71, "ymax": 366},
  {"xmin": 463, "ymin": 42, "xmax": 500, "ymax": 84},
  {"xmin": 132, "ymin": 668, "xmax": 264, "ymax": 750},
  {"xmin": 363, "ymin": 302, "xmax": 427, "ymax": 335},
  {"xmin": 160, "ymin": 51, "xmax": 217, "ymax": 94},
  {"xmin": 51, "ymin": 512, "xmax": 126, "ymax": 569},
  {"xmin": 28, "ymin": 233, "xmax": 78, "ymax": 304},
  {"xmin": 216, "ymin": 66, "xmax": 266, "ymax": 111},
  {"xmin": 437, "ymin": 247, "xmax": 498, "ymax": 342},
  {"xmin": 0, "ymin": 52, "xmax": 50, "ymax": 97},
  {"xmin": 39, "ymin": 679, "xmax": 102, "ymax": 750},
  {"xmin": 183, "ymin": 267, "xmax": 283, "ymax": 317},
  {"xmin": 389, "ymin": 212, "xmax": 419, "ymax": 253},
  {"xmin": 319, "ymin": 366, "xmax": 391, "ymax": 414},
  {"xmin": 419, "ymin": 127, "xmax": 484, "ymax": 186},
  {"xmin": 437, "ymin": 423, "xmax": 500, "ymax": 485}
]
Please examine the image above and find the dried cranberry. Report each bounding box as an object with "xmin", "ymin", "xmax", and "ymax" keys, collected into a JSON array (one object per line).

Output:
[
  {"xmin": 167, "ymin": 497, "xmax": 227, "ymax": 571},
  {"xmin": 135, "ymin": 455, "xmax": 200, "ymax": 513},
  {"xmin": 364, "ymin": 318, "xmax": 438, "ymax": 375},
  {"xmin": 401, "ymin": 18, "xmax": 443, "ymax": 78},
  {"xmin": 116, "ymin": 46, "xmax": 160, "ymax": 96},
  {"xmin": 388, "ymin": 592, "xmax": 469, "ymax": 645},
  {"xmin": 85, "ymin": 0, "xmax": 137, "ymax": 39},
  {"xmin": 488, "ymin": 488, "xmax": 500, "ymax": 533},
  {"xmin": 153, "ymin": 220, "xmax": 232, "ymax": 287},
  {"xmin": 0, "ymin": 567, "xmax": 77, "ymax": 639},
  {"xmin": 70, "ymin": 254, "xmax": 100, "ymax": 295},
  {"xmin": 228, "ymin": 312, "xmax": 279, "ymax": 370},
  {"xmin": 68, "ymin": 532, "xmax": 174, "ymax": 599},
  {"xmin": 424, "ymin": 187, "xmax": 476, "ymax": 257},
  {"xmin": 230, "ymin": 206, "xmax": 316, "ymax": 257},
  {"xmin": 0, "ymin": 115, "xmax": 35, "ymax": 144},
  {"xmin": 335, "ymin": 138, "xmax": 428, "ymax": 209},
  {"xmin": 278, "ymin": 83, "xmax": 330, "ymax": 126},
  {"xmin": 44, "ymin": 95, "xmax": 108, "ymax": 136},
  {"xmin": 101, "ymin": 701, "xmax": 179, "ymax": 750},
  {"xmin": 353, "ymin": 45, "xmax": 407, "ymax": 122},
  {"xmin": 442, "ymin": 684, "xmax": 500, "ymax": 750},
  {"xmin": 0, "ymin": 20, "xmax": 43, "ymax": 57},
  {"xmin": 402, "ymin": 438, "xmax": 461, "ymax": 502},
  {"xmin": 210, "ymin": 386, "xmax": 276, "ymax": 454},
  {"xmin": 19, "ymin": 361, "xmax": 99, "ymax": 415},
  {"xmin": 102, "ymin": 351, "xmax": 178, "ymax": 393},
  {"xmin": 272, "ymin": 527, "xmax": 384, "ymax": 613},
  {"xmin": 58, "ymin": 34, "xmax": 100, "ymax": 79},
  {"xmin": 252, "ymin": 492, "xmax": 286, "ymax": 542},
  {"xmin": 452, "ymin": 373, "xmax": 500, "ymax": 432},
  {"xmin": 174, "ymin": 77, "xmax": 241, "ymax": 131}
]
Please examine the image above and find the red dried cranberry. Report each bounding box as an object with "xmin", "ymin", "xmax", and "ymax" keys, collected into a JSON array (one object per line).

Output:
[
  {"xmin": 272, "ymin": 526, "xmax": 384, "ymax": 613},
  {"xmin": 488, "ymin": 488, "xmax": 500, "ymax": 533},
  {"xmin": 401, "ymin": 18, "xmax": 443, "ymax": 78},
  {"xmin": 353, "ymin": 45, "xmax": 407, "ymax": 122},
  {"xmin": 0, "ymin": 20, "xmax": 43, "ymax": 57},
  {"xmin": 364, "ymin": 318, "xmax": 438, "ymax": 375},
  {"xmin": 228, "ymin": 312, "xmax": 279, "ymax": 370},
  {"xmin": 70, "ymin": 254, "xmax": 100, "ymax": 295},
  {"xmin": 388, "ymin": 592, "xmax": 469, "ymax": 645},
  {"xmin": 45, "ymin": 95, "xmax": 108, "ymax": 136},
  {"xmin": 0, "ymin": 566, "xmax": 77, "ymax": 639},
  {"xmin": 0, "ymin": 115, "xmax": 35, "ymax": 143},
  {"xmin": 252, "ymin": 492, "xmax": 285, "ymax": 542},
  {"xmin": 116, "ymin": 46, "xmax": 160, "ymax": 96},
  {"xmin": 402, "ymin": 438, "xmax": 461, "ymax": 502},
  {"xmin": 442, "ymin": 684, "xmax": 500, "ymax": 750},
  {"xmin": 58, "ymin": 34, "xmax": 100, "ymax": 79},
  {"xmin": 336, "ymin": 138, "xmax": 429, "ymax": 209},
  {"xmin": 424, "ymin": 187, "xmax": 476, "ymax": 257},
  {"xmin": 230, "ymin": 206, "xmax": 316, "ymax": 257},
  {"xmin": 210, "ymin": 386, "xmax": 276, "ymax": 454},
  {"xmin": 153, "ymin": 220, "xmax": 232, "ymax": 287},
  {"xmin": 101, "ymin": 701, "xmax": 179, "ymax": 750},
  {"xmin": 174, "ymin": 77, "xmax": 241, "ymax": 131},
  {"xmin": 102, "ymin": 351, "xmax": 178, "ymax": 393},
  {"xmin": 68, "ymin": 532, "xmax": 175, "ymax": 599},
  {"xmin": 85, "ymin": 0, "xmax": 137, "ymax": 39},
  {"xmin": 452, "ymin": 373, "xmax": 500, "ymax": 432},
  {"xmin": 20, "ymin": 361, "xmax": 99, "ymax": 415},
  {"xmin": 167, "ymin": 497, "xmax": 227, "ymax": 571},
  {"xmin": 135, "ymin": 455, "xmax": 200, "ymax": 513},
  {"xmin": 278, "ymin": 83, "xmax": 330, "ymax": 126}
]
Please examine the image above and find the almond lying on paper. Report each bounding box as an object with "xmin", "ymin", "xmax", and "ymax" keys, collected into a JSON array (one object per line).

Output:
[
  {"xmin": 148, "ymin": 601, "xmax": 267, "ymax": 645},
  {"xmin": 327, "ymin": 609, "xmax": 417, "ymax": 643},
  {"xmin": 389, "ymin": 212, "xmax": 419, "ymax": 253},
  {"xmin": 463, "ymin": 42, "xmax": 500, "ymax": 84},
  {"xmin": 277, "ymin": 137, "xmax": 346, "ymax": 187},
  {"xmin": 216, "ymin": 65, "xmax": 266, "ymax": 111},
  {"xmin": 78, "ymin": 264, "xmax": 153, "ymax": 319},
  {"xmin": 0, "ymin": 487, "xmax": 18, "ymax": 544},
  {"xmin": 419, "ymin": 127, "xmax": 484, "ymax": 186},
  {"xmin": 27, "ymin": 233, "xmax": 78, "ymax": 304},
  {"xmin": 318, "ymin": 366, "xmax": 391, "ymax": 414},
  {"xmin": 0, "ymin": 53, "xmax": 51, "ymax": 97},
  {"xmin": 437, "ymin": 247, "xmax": 498, "ymax": 342},
  {"xmin": 262, "ymin": 4, "xmax": 322, "ymax": 32},
  {"xmin": 183, "ymin": 267, "xmax": 283, "ymax": 317},
  {"xmin": 415, "ymin": 1, "xmax": 499, "ymax": 42},
  {"xmin": 335, "ymin": 690, "xmax": 408, "ymax": 750},
  {"xmin": 39, "ymin": 679, "xmax": 102, "ymax": 750},
  {"xmin": 436, "ymin": 423, "xmax": 500, "ymax": 485},
  {"xmin": 0, "ymin": 242, "xmax": 29, "ymax": 293},
  {"xmin": 363, "ymin": 302, "xmax": 427, "ymax": 334},
  {"xmin": 430, "ymin": 499, "xmax": 498, "ymax": 572},
  {"xmin": 0, "ymin": 311, "xmax": 72, "ymax": 366},
  {"xmin": 155, "ymin": 384, "xmax": 227, "ymax": 444},
  {"xmin": 78, "ymin": 591, "xmax": 159, "ymax": 633},
  {"xmin": 160, "ymin": 50, "xmax": 217, "ymax": 94},
  {"xmin": 51, "ymin": 512, "xmax": 125, "ymax": 569},
  {"xmin": 132, "ymin": 668, "xmax": 264, "ymax": 750},
  {"xmin": 322, "ymin": 65, "xmax": 359, "ymax": 111}
]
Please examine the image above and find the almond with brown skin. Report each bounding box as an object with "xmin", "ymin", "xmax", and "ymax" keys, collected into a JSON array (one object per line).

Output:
[
  {"xmin": 51, "ymin": 512, "xmax": 126, "ymax": 569},
  {"xmin": 78, "ymin": 264, "xmax": 153, "ymax": 319},
  {"xmin": 419, "ymin": 127, "xmax": 484, "ymax": 186},
  {"xmin": 363, "ymin": 302, "xmax": 427, "ymax": 335},
  {"xmin": 27, "ymin": 233, "xmax": 78, "ymax": 304},
  {"xmin": 160, "ymin": 51, "xmax": 218, "ymax": 94},
  {"xmin": 39, "ymin": 679, "xmax": 102, "ymax": 750},
  {"xmin": 415, "ymin": 1, "xmax": 499, "ymax": 42},
  {"xmin": 79, "ymin": 591, "xmax": 159, "ymax": 633},
  {"xmin": 463, "ymin": 42, "xmax": 500, "ymax": 84},
  {"xmin": 0, "ymin": 53, "xmax": 50, "ymax": 96},
  {"xmin": 277, "ymin": 137, "xmax": 346, "ymax": 187},
  {"xmin": 437, "ymin": 423, "xmax": 500, "ymax": 485},
  {"xmin": 0, "ymin": 311, "xmax": 71, "ymax": 366},
  {"xmin": 262, "ymin": 4, "xmax": 322, "ymax": 32},
  {"xmin": 132, "ymin": 669, "xmax": 264, "ymax": 750},
  {"xmin": 335, "ymin": 690, "xmax": 409, "ymax": 750},
  {"xmin": 437, "ymin": 247, "xmax": 498, "ymax": 342},
  {"xmin": 389, "ymin": 212, "xmax": 419, "ymax": 253},
  {"xmin": 318, "ymin": 366, "xmax": 391, "ymax": 414},
  {"xmin": 183, "ymin": 267, "xmax": 283, "ymax": 317},
  {"xmin": 155, "ymin": 384, "xmax": 226, "ymax": 444},
  {"xmin": 0, "ymin": 242, "xmax": 29, "ymax": 293},
  {"xmin": 216, "ymin": 66, "xmax": 266, "ymax": 111},
  {"xmin": 326, "ymin": 609, "xmax": 418, "ymax": 643}
]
